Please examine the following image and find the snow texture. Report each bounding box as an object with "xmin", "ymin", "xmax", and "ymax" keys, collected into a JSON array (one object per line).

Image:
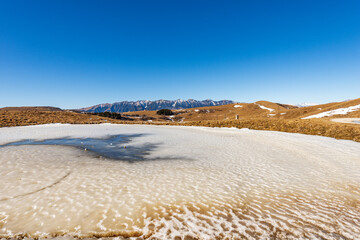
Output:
[
  {"xmin": 256, "ymin": 104, "xmax": 274, "ymax": 112},
  {"xmin": 303, "ymin": 104, "xmax": 360, "ymax": 119},
  {"xmin": 0, "ymin": 124, "xmax": 359, "ymax": 239}
]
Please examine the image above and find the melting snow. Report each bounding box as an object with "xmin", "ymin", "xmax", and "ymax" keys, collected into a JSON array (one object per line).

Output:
[
  {"xmin": 257, "ymin": 104, "xmax": 274, "ymax": 112},
  {"xmin": 331, "ymin": 118, "xmax": 360, "ymax": 124},
  {"xmin": 234, "ymin": 105, "xmax": 242, "ymax": 108},
  {"xmin": 1, "ymin": 124, "xmax": 360, "ymax": 239},
  {"xmin": 302, "ymin": 104, "xmax": 360, "ymax": 119}
]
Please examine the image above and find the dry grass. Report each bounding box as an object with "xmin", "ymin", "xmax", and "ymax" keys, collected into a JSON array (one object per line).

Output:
[
  {"xmin": 0, "ymin": 106, "xmax": 62, "ymax": 111},
  {"xmin": 138, "ymin": 119, "xmax": 360, "ymax": 142},
  {"xmin": 123, "ymin": 98, "xmax": 360, "ymax": 122},
  {"xmin": 278, "ymin": 98, "xmax": 360, "ymax": 119},
  {"xmin": 0, "ymin": 109, "xmax": 121, "ymax": 127},
  {"xmin": 124, "ymin": 103, "xmax": 276, "ymax": 122},
  {"xmin": 181, "ymin": 119, "xmax": 360, "ymax": 142},
  {"xmin": 1, "ymin": 101, "xmax": 359, "ymax": 143}
]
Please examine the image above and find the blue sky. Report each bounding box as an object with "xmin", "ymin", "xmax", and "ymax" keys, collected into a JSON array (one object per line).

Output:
[{"xmin": 0, "ymin": 0, "xmax": 359, "ymax": 108}]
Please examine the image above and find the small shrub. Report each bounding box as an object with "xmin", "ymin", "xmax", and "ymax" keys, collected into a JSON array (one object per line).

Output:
[
  {"xmin": 93, "ymin": 112, "xmax": 122, "ymax": 119},
  {"xmin": 156, "ymin": 109, "xmax": 174, "ymax": 116}
]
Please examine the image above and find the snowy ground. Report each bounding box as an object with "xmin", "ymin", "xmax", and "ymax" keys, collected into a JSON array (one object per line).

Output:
[
  {"xmin": 256, "ymin": 104, "xmax": 274, "ymax": 112},
  {"xmin": 331, "ymin": 118, "xmax": 360, "ymax": 124},
  {"xmin": 303, "ymin": 104, "xmax": 360, "ymax": 119},
  {"xmin": 0, "ymin": 124, "xmax": 360, "ymax": 239}
]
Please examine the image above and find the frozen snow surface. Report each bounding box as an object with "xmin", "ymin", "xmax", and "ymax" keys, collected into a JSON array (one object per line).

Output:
[
  {"xmin": 331, "ymin": 118, "xmax": 360, "ymax": 124},
  {"xmin": 256, "ymin": 104, "xmax": 274, "ymax": 112},
  {"xmin": 303, "ymin": 104, "xmax": 360, "ymax": 119},
  {"xmin": 1, "ymin": 124, "xmax": 360, "ymax": 239}
]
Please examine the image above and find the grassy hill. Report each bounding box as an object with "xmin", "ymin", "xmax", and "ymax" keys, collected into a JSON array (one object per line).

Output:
[
  {"xmin": 1, "ymin": 98, "xmax": 359, "ymax": 142},
  {"xmin": 122, "ymin": 98, "xmax": 360, "ymax": 122}
]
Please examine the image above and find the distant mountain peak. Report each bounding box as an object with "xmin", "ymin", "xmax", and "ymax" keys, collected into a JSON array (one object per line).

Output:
[
  {"xmin": 295, "ymin": 102, "xmax": 318, "ymax": 108},
  {"xmin": 78, "ymin": 99, "xmax": 234, "ymax": 113}
]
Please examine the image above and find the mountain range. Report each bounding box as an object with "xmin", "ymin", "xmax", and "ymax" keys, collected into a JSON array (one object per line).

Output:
[
  {"xmin": 295, "ymin": 103, "xmax": 318, "ymax": 108},
  {"xmin": 78, "ymin": 99, "xmax": 234, "ymax": 113}
]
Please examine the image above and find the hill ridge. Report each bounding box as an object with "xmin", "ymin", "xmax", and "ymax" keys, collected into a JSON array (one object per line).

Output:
[{"xmin": 78, "ymin": 99, "xmax": 234, "ymax": 113}]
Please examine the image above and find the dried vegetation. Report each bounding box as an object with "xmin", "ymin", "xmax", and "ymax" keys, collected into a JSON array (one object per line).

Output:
[{"xmin": 1, "ymin": 100, "xmax": 359, "ymax": 143}]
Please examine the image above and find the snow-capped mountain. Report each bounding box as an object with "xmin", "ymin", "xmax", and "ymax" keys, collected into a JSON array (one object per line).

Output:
[
  {"xmin": 295, "ymin": 102, "xmax": 318, "ymax": 108},
  {"xmin": 78, "ymin": 99, "xmax": 234, "ymax": 113}
]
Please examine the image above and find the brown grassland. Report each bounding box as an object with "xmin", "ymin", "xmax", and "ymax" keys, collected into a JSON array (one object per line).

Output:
[
  {"xmin": 1, "ymin": 98, "xmax": 359, "ymax": 142},
  {"xmin": 0, "ymin": 109, "xmax": 117, "ymax": 127}
]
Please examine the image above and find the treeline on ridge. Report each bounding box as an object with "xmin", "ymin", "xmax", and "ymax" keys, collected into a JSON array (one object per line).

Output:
[{"xmin": 92, "ymin": 112, "xmax": 122, "ymax": 119}]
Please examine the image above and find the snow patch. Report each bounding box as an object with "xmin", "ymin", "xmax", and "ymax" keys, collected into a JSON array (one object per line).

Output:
[
  {"xmin": 256, "ymin": 104, "xmax": 274, "ymax": 112},
  {"xmin": 303, "ymin": 104, "xmax": 360, "ymax": 119},
  {"xmin": 295, "ymin": 103, "xmax": 318, "ymax": 107},
  {"xmin": 234, "ymin": 105, "xmax": 242, "ymax": 108},
  {"xmin": 331, "ymin": 118, "xmax": 360, "ymax": 124}
]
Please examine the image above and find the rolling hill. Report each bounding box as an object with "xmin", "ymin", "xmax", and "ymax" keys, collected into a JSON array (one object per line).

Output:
[
  {"xmin": 1, "ymin": 98, "xmax": 359, "ymax": 142},
  {"xmin": 121, "ymin": 98, "xmax": 360, "ymax": 123}
]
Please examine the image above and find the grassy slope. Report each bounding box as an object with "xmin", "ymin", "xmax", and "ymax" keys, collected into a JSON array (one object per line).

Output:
[
  {"xmin": 0, "ymin": 106, "xmax": 62, "ymax": 111},
  {"xmin": 277, "ymin": 98, "xmax": 360, "ymax": 119},
  {"xmin": 182, "ymin": 119, "xmax": 360, "ymax": 142},
  {"xmin": 124, "ymin": 98, "xmax": 360, "ymax": 121},
  {"xmin": 0, "ymin": 109, "xmax": 120, "ymax": 127},
  {"xmin": 1, "ymin": 99, "xmax": 359, "ymax": 142}
]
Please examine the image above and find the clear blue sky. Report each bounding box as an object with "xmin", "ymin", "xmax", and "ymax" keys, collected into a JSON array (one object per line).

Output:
[{"xmin": 0, "ymin": 0, "xmax": 359, "ymax": 108}]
